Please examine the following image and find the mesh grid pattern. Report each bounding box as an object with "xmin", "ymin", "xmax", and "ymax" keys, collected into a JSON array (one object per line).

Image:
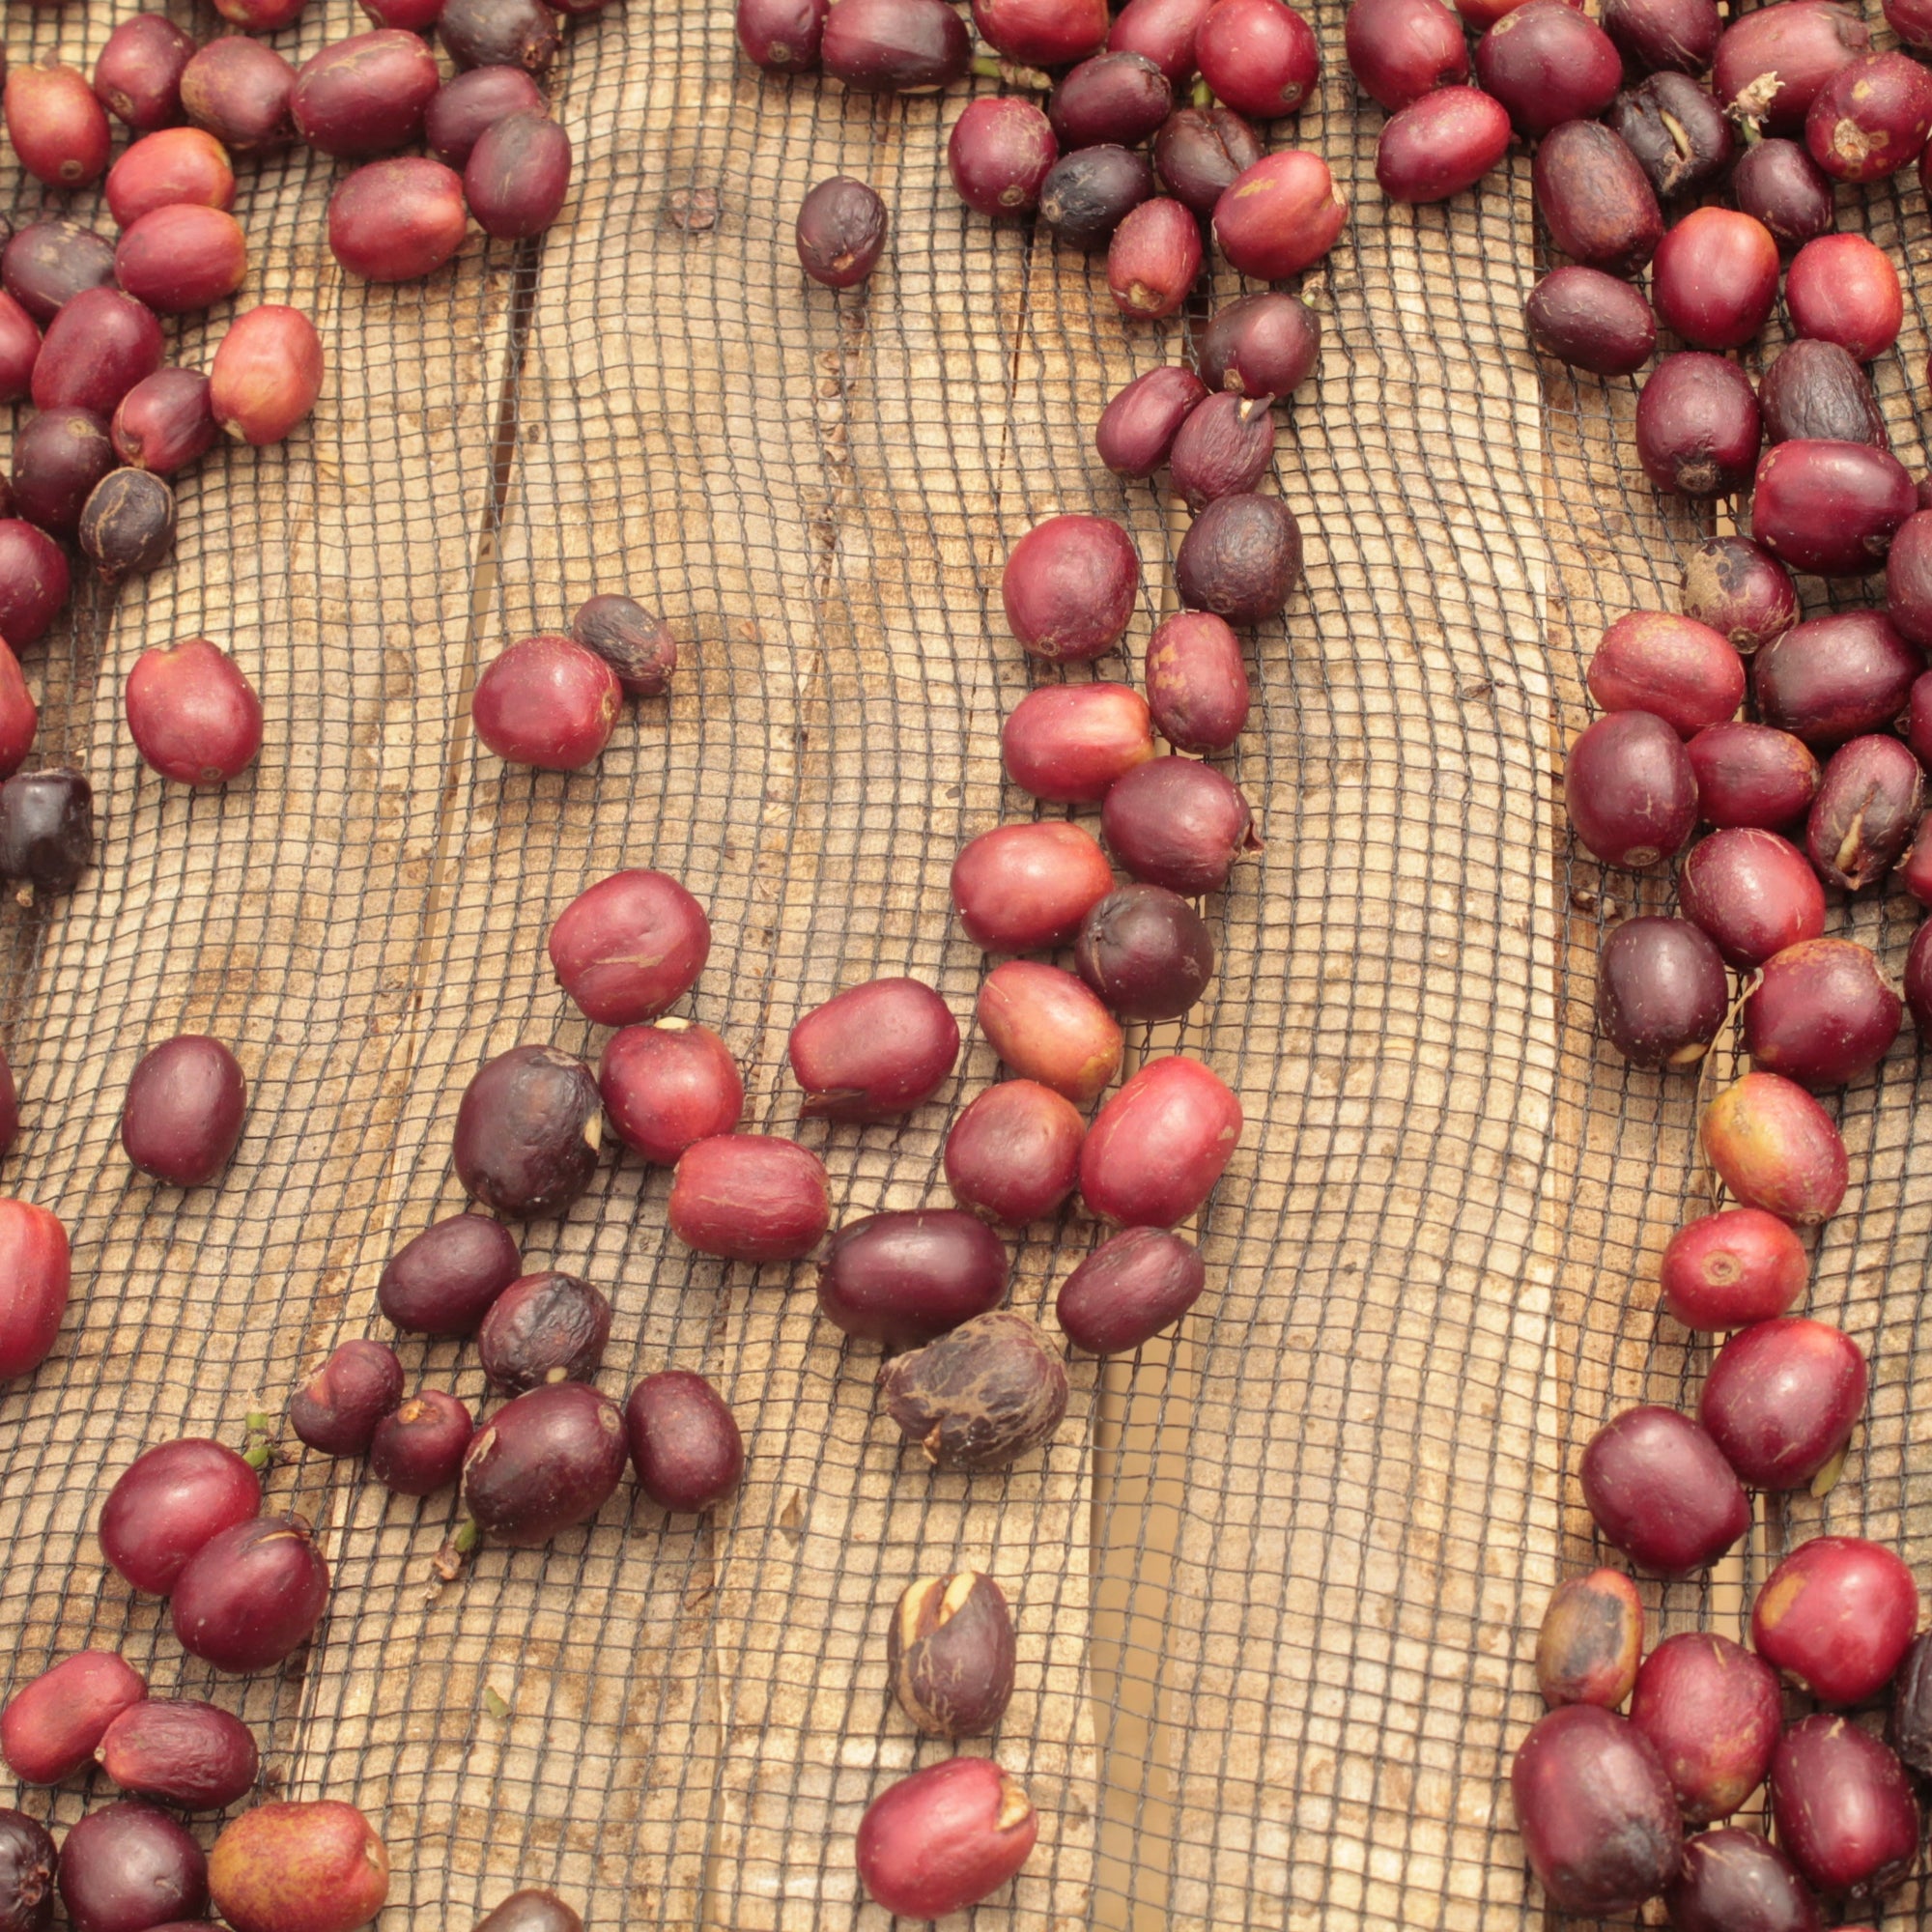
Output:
[{"xmin": 6, "ymin": 0, "xmax": 1932, "ymax": 1922}]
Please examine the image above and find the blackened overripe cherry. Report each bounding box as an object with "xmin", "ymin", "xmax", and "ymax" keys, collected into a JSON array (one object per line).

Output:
[{"xmin": 0, "ymin": 770, "xmax": 93, "ymax": 897}]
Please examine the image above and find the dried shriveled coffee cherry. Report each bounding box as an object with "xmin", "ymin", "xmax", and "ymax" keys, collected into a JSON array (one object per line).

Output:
[
  {"xmin": 1700, "ymin": 1070, "xmax": 1847, "ymax": 1223},
  {"xmin": 1587, "ymin": 611, "xmax": 1743, "ymax": 738},
  {"xmin": 1601, "ymin": 0, "xmax": 1719, "ymax": 72},
  {"xmin": 789, "ymin": 975, "xmax": 959, "ymax": 1117},
  {"xmin": 548, "ymin": 867, "xmax": 709, "ymax": 1026},
  {"xmin": 182, "ymin": 40, "xmax": 298, "ymax": 155},
  {"xmin": 889, "ymin": 1571, "xmax": 1015, "ymax": 1737},
  {"xmin": 113, "ymin": 370, "xmax": 219, "ymax": 476},
  {"xmin": 1806, "ymin": 734, "xmax": 1923, "ymax": 891},
  {"xmin": 1002, "ymin": 683, "xmax": 1155, "ymax": 801},
  {"xmin": 569, "ymin": 594, "xmax": 675, "ymax": 697},
  {"xmin": 2, "ymin": 222, "xmax": 117, "ymax": 327},
  {"xmin": 58, "ymin": 1804, "xmax": 207, "ymax": 1932},
  {"xmin": 1002, "ymin": 513, "xmax": 1139, "ymax": 663},
  {"xmin": 952, "ymin": 819, "xmax": 1115, "ymax": 950},
  {"xmin": 369, "ymin": 1391, "xmax": 473, "ymax": 1496},
  {"xmin": 1752, "ymin": 439, "xmax": 1916, "ymax": 578},
  {"xmin": 122, "ymin": 1035, "xmax": 246, "ymax": 1186},
  {"xmin": 211, "ymin": 306, "xmax": 325, "ymax": 446},
  {"xmin": 599, "ymin": 1020, "xmax": 742, "ymax": 1164},
  {"xmin": 1103, "ymin": 756, "xmax": 1258, "ymax": 895},
  {"xmin": 1744, "ymin": 938, "xmax": 1900, "ymax": 1088},
  {"xmin": 822, "ymin": 0, "xmax": 970, "ymax": 88},
  {"xmin": 1787, "ymin": 233, "xmax": 1903, "ymax": 362},
  {"xmin": 207, "ymin": 1803, "xmax": 388, "ymax": 1932},
  {"xmin": 1346, "ymin": 0, "xmax": 1468, "ymax": 109},
  {"xmin": 1731, "ymin": 136, "xmax": 1834, "ymax": 252},
  {"xmin": 98, "ymin": 1437, "xmax": 260, "ymax": 1594},
  {"xmin": 1106, "ymin": 197, "xmax": 1202, "ymax": 320},
  {"xmin": 738, "ymin": 0, "xmax": 829, "ymax": 67},
  {"xmin": 1700, "ymin": 1316, "xmax": 1867, "ymax": 1490},
  {"xmin": 1634, "ymin": 353, "xmax": 1760, "ymax": 497},
  {"xmin": 1196, "ymin": 291, "xmax": 1320, "ymax": 398},
  {"xmin": 1, "ymin": 1653, "xmax": 147, "ymax": 1784},
  {"xmin": 0, "ymin": 770, "xmax": 93, "ymax": 896},
  {"xmin": 452, "ymin": 1043, "xmax": 602, "ymax": 1217},
  {"xmin": 1759, "ymin": 340, "xmax": 1887, "ymax": 449},
  {"xmin": 79, "ymin": 470, "xmax": 176, "ymax": 583},
  {"xmin": 1510, "ymin": 1706, "xmax": 1681, "ymax": 1917},
  {"xmin": 106, "ymin": 128, "xmax": 237, "ymax": 229},
  {"xmin": 1533, "ymin": 1569, "xmax": 1642, "ymax": 1710},
  {"xmin": 0, "ymin": 1199, "xmax": 67, "ymax": 1383},
  {"xmin": 1532, "ymin": 120, "xmax": 1663, "ymax": 277},
  {"xmin": 329, "ymin": 156, "xmax": 469, "ymax": 282},
  {"xmin": 425, "ymin": 68, "xmax": 548, "ymax": 170},
  {"xmin": 378, "ymin": 1213, "xmax": 521, "ymax": 1336},
  {"xmin": 440, "ymin": 0, "xmax": 561, "ymax": 71},
  {"xmin": 472, "ymin": 634, "xmax": 620, "ymax": 769},
  {"xmin": 879, "ymin": 1309, "xmax": 1067, "ymax": 1470},
  {"xmin": 1194, "ymin": 0, "xmax": 1320, "ymax": 120},
  {"xmin": 0, "ymin": 522, "xmax": 67, "ymax": 650},
  {"xmin": 477, "ymin": 1272, "xmax": 611, "ymax": 1393},
  {"xmin": 1039, "ymin": 144, "xmax": 1155, "ymax": 248},
  {"xmin": 290, "ymin": 1338, "xmax": 405, "ymax": 1456},
  {"xmin": 668, "ymin": 1134, "xmax": 830, "ymax": 1262},
  {"xmin": 1755, "ymin": 1536, "xmax": 1919, "ymax": 1705},
  {"xmin": 817, "ymin": 1209, "xmax": 1009, "ymax": 1348},
  {"xmin": 1660, "ymin": 1207, "xmax": 1808, "ymax": 1329},
  {"xmin": 1595, "ymin": 916, "xmax": 1728, "ymax": 1069},
  {"xmin": 1563, "ymin": 710, "xmax": 1697, "ymax": 867},
  {"xmin": 1168, "ymin": 393, "xmax": 1275, "ymax": 513},
  {"xmin": 1891, "ymin": 1631, "xmax": 1932, "ymax": 1776},
  {"xmin": 1608, "ymin": 72, "xmax": 1734, "ymax": 202},
  {"xmin": 0, "ymin": 1808, "xmax": 55, "ymax": 1932},
  {"xmin": 1175, "ymin": 492, "xmax": 1301, "ymax": 625},
  {"xmin": 855, "ymin": 1759, "xmax": 1037, "ymax": 1918},
  {"xmin": 1076, "ymin": 881, "xmax": 1214, "ymax": 1020},
  {"xmin": 797, "ymin": 177, "xmax": 887, "ymax": 289},
  {"xmin": 1377, "ymin": 87, "xmax": 1512, "ymax": 204},
  {"xmin": 1151, "ymin": 103, "xmax": 1262, "ymax": 213},
  {"xmin": 623, "ymin": 1370, "xmax": 743, "ymax": 1512},
  {"xmin": 1771, "ymin": 1717, "xmax": 1919, "ymax": 1902},
  {"xmin": 1578, "ymin": 1405, "xmax": 1747, "ymax": 1574},
  {"xmin": 977, "ymin": 959, "xmax": 1122, "ymax": 1104},
  {"xmin": 1145, "ymin": 610, "xmax": 1249, "ymax": 752},
  {"xmin": 1663, "ymin": 1828, "xmax": 1820, "ymax": 1932},
  {"xmin": 1056, "ymin": 1224, "xmax": 1205, "ymax": 1353},
  {"xmin": 292, "ymin": 31, "xmax": 441, "ymax": 159},
  {"xmin": 98, "ymin": 1699, "xmax": 260, "ymax": 1810},
  {"xmin": 1628, "ymin": 1633, "xmax": 1780, "ymax": 1823},
  {"xmin": 1081, "ymin": 1053, "xmax": 1240, "ymax": 1225},
  {"xmin": 171, "ymin": 1514, "xmax": 330, "ymax": 1673},
  {"xmin": 944, "ymin": 1079, "xmax": 1085, "ymax": 1225},
  {"xmin": 126, "ymin": 639, "xmax": 262, "ymax": 785},
  {"xmin": 96, "ymin": 15, "xmax": 198, "ymax": 133},
  {"xmin": 461, "ymin": 1380, "xmax": 629, "ymax": 1546},
  {"xmin": 1211, "ymin": 150, "xmax": 1347, "ymax": 278}
]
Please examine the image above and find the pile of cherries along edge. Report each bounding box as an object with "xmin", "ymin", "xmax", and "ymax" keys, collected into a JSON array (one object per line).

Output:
[{"xmin": 1503, "ymin": 0, "xmax": 1932, "ymax": 1918}]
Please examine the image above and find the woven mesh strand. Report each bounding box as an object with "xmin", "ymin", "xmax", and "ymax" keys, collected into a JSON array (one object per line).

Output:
[{"xmin": 5, "ymin": 0, "xmax": 1932, "ymax": 1924}]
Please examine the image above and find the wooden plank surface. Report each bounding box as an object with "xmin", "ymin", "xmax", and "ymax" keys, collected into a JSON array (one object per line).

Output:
[{"xmin": 8, "ymin": 0, "xmax": 1932, "ymax": 1925}]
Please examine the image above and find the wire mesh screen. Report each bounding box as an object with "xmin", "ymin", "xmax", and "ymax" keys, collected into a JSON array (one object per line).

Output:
[{"xmin": 5, "ymin": 0, "xmax": 1932, "ymax": 1922}]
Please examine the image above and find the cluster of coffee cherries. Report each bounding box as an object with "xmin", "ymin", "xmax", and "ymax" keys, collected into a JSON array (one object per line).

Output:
[{"xmin": 732, "ymin": 0, "xmax": 1350, "ymax": 299}]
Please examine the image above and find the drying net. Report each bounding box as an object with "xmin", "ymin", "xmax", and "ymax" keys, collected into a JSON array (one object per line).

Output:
[{"xmin": 5, "ymin": 0, "xmax": 1932, "ymax": 1922}]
